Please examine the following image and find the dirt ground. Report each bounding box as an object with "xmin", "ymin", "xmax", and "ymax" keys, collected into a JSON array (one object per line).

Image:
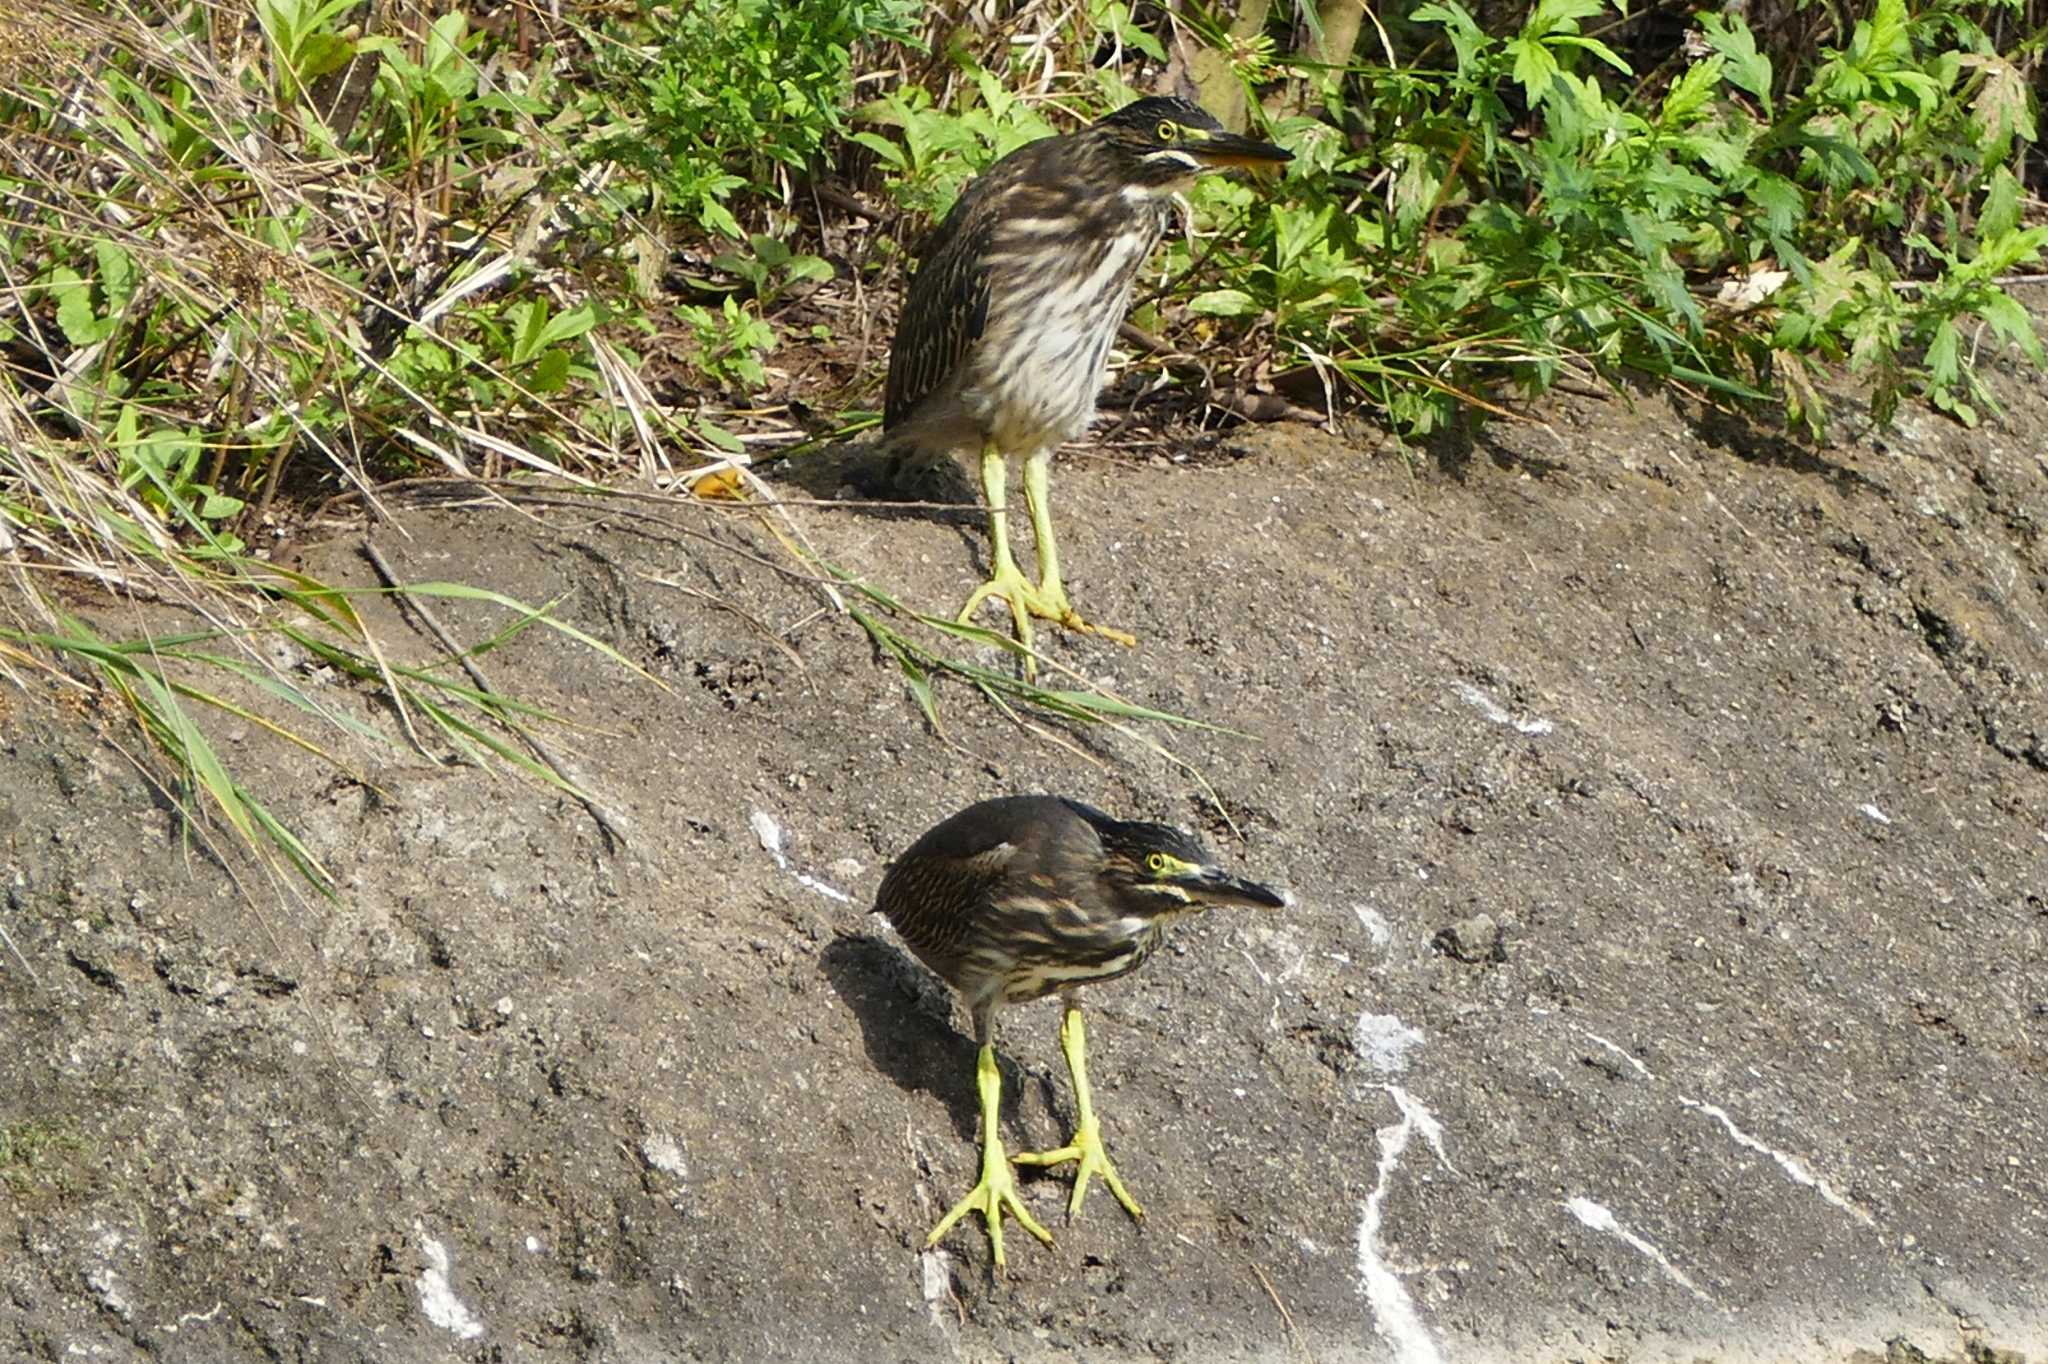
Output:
[{"xmin": 2, "ymin": 345, "xmax": 2045, "ymax": 1363}]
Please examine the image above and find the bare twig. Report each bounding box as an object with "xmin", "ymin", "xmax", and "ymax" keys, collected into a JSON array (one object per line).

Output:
[
  {"xmin": 355, "ymin": 540, "xmax": 436, "ymax": 760},
  {"xmin": 0, "ymin": 920, "xmax": 40, "ymax": 988},
  {"xmin": 1249, "ymin": 1261, "xmax": 1316, "ymax": 1364}
]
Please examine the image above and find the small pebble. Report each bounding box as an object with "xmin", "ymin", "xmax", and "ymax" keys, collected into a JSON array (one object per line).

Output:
[{"xmin": 1433, "ymin": 913, "xmax": 1505, "ymax": 964}]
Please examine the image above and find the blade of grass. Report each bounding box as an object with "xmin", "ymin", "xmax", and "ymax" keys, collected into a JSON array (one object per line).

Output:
[
  {"xmin": 67, "ymin": 617, "xmax": 339, "ymax": 895},
  {"xmin": 831, "ymin": 565, "xmax": 1237, "ymax": 733},
  {"xmin": 394, "ymin": 581, "xmax": 665, "ymax": 689}
]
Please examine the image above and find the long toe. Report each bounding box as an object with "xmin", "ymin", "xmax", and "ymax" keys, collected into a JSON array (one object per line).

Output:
[
  {"xmin": 1056, "ymin": 608, "xmax": 1136, "ymax": 648},
  {"xmin": 1032, "ymin": 577, "xmax": 1136, "ymax": 647},
  {"xmin": 958, "ymin": 577, "xmax": 1029, "ymax": 634},
  {"xmin": 957, "ymin": 568, "xmax": 1039, "ymax": 651},
  {"xmin": 1015, "ymin": 1119, "xmax": 1145, "ymax": 1223},
  {"xmin": 926, "ymin": 1159, "xmax": 1054, "ymax": 1271}
]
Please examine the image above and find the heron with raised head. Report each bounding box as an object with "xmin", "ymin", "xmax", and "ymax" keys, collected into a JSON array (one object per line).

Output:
[{"xmin": 883, "ymin": 96, "xmax": 1292, "ymax": 667}]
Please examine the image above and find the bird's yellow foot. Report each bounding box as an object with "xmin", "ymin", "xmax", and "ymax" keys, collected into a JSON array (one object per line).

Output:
[
  {"xmin": 926, "ymin": 1139, "xmax": 1055, "ymax": 1270},
  {"xmin": 1016, "ymin": 1005, "xmax": 1145, "ymax": 1222},
  {"xmin": 1015, "ymin": 1114, "xmax": 1144, "ymax": 1222},
  {"xmin": 957, "ymin": 557, "xmax": 1046, "ymax": 655},
  {"xmin": 927, "ymin": 1041, "xmax": 1054, "ymax": 1270},
  {"xmin": 958, "ymin": 566, "xmax": 1136, "ymax": 665}
]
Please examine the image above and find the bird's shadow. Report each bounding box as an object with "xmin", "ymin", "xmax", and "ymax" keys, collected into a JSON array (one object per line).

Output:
[
  {"xmin": 759, "ymin": 441, "xmax": 980, "ymax": 524},
  {"xmin": 757, "ymin": 441, "xmax": 998, "ymax": 584},
  {"xmin": 820, "ymin": 933, "xmax": 1057, "ymax": 1146}
]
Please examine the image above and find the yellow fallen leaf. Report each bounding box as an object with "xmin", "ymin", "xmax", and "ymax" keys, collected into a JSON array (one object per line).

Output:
[{"xmin": 689, "ymin": 467, "xmax": 747, "ymax": 501}]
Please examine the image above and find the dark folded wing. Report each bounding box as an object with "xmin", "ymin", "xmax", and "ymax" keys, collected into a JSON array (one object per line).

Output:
[
  {"xmin": 883, "ymin": 179, "xmax": 1002, "ymax": 430},
  {"xmin": 875, "ymin": 842, "xmax": 1013, "ymax": 960}
]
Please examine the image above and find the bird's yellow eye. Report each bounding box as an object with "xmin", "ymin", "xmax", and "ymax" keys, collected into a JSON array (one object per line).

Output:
[
  {"xmin": 1144, "ymin": 852, "xmax": 1169, "ymax": 875},
  {"xmin": 1155, "ymin": 120, "xmax": 1177, "ymax": 142}
]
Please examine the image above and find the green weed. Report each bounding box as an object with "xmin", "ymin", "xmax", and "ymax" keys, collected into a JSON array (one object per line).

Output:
[
  {"xmin": 0, "ymin": 1119, "xmax": 86, "ymax": 1196},
  {"xmin": 1140, "ymin": 0, "xmax": 2045, "ymax": 436},
  {"xmin": 586, "ymin": 0, "xmax": 922, "ymax": 237}
]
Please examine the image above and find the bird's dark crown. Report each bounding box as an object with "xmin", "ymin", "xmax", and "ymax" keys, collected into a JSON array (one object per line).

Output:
[
  {"xmin": 1061, "ymin": 800, "xmax": 1214, "ymax": 894},
  {"xmin": 1094, "ymin": 95, "xmax": 1226, "ymax": 142}
]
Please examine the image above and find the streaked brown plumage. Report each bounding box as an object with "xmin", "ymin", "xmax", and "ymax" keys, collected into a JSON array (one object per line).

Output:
[
  {"xmin": 881, "ymin": 97, "xmax": 1292, "ymax": 668},
  {"xmin": 874, "ymin": 794, "xmax": 1288, "ymax": 1269}
]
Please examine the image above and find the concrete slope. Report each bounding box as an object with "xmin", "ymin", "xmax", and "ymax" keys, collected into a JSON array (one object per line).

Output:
[{"xmin": 0, "ymin": 377, "xmax": 2042, "ymax": 1363}]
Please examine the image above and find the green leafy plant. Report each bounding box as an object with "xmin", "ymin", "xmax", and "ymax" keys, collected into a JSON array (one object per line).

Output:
[
  {"xmin": 111, "ymin": 407, "xmax": 248, "ymax": 556},
  {"xmin": 253, "ymin": 0, "xmax": 364, "ymax": 108},
  {"xmin": 368, "ymin": 13, "xmax": 485, "ymax": 167},
  {"xmin": 676, "ymin": 298, "xmax": 778, "ymax": 391},
  {"xmin": 1180, "ymin": 0, "xmax": 2048, "ymax": 435},
  {"xmin": 500, "ymin": 299, "xmax": 602, "ymax": 396},
  {"xmin": 851, "ymin": 74, "xmax": 1064, "ymax": 217},
  {"xmin": 46, "ymin": 242, "xmax": 137, "ymax": 351},
  {"xmin": 706, "ymin": 236, "xmax": 835, "ymax": 309},
  {"xmin": 589, "ymin": 0, "xmax": 921, "ymax": 236}
]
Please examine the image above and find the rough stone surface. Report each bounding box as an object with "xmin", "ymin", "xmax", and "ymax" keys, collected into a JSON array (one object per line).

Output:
[
  {"xmin": 1, "ymin": 369, "xmax": 2044, "ymax": 1363},
  {"xmin": 1432, "ymin": 913, "xmax": 1503, "ymax": 964}
]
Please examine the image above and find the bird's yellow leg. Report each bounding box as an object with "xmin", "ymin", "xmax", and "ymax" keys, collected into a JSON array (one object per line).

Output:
[
  {"xmin": 957, "ymin": 442, "xmax": 1041, "ymax": 661},
  {"xmin": 926, "ymin": 1042, "xmax": 1054, "ymax": 1270},
  {"xmin": 1014, "ymin": 1005, "xmax": 1144, "ymax": 1223},
  {"xmin": 1022, "ymin": 450, "xmax": 1135, "ymax": 647}
]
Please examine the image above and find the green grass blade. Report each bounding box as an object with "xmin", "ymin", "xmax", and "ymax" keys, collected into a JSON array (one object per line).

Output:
[{"xmin": 394, "ymin": 582, "xmax": 665, "ymax": 688}]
